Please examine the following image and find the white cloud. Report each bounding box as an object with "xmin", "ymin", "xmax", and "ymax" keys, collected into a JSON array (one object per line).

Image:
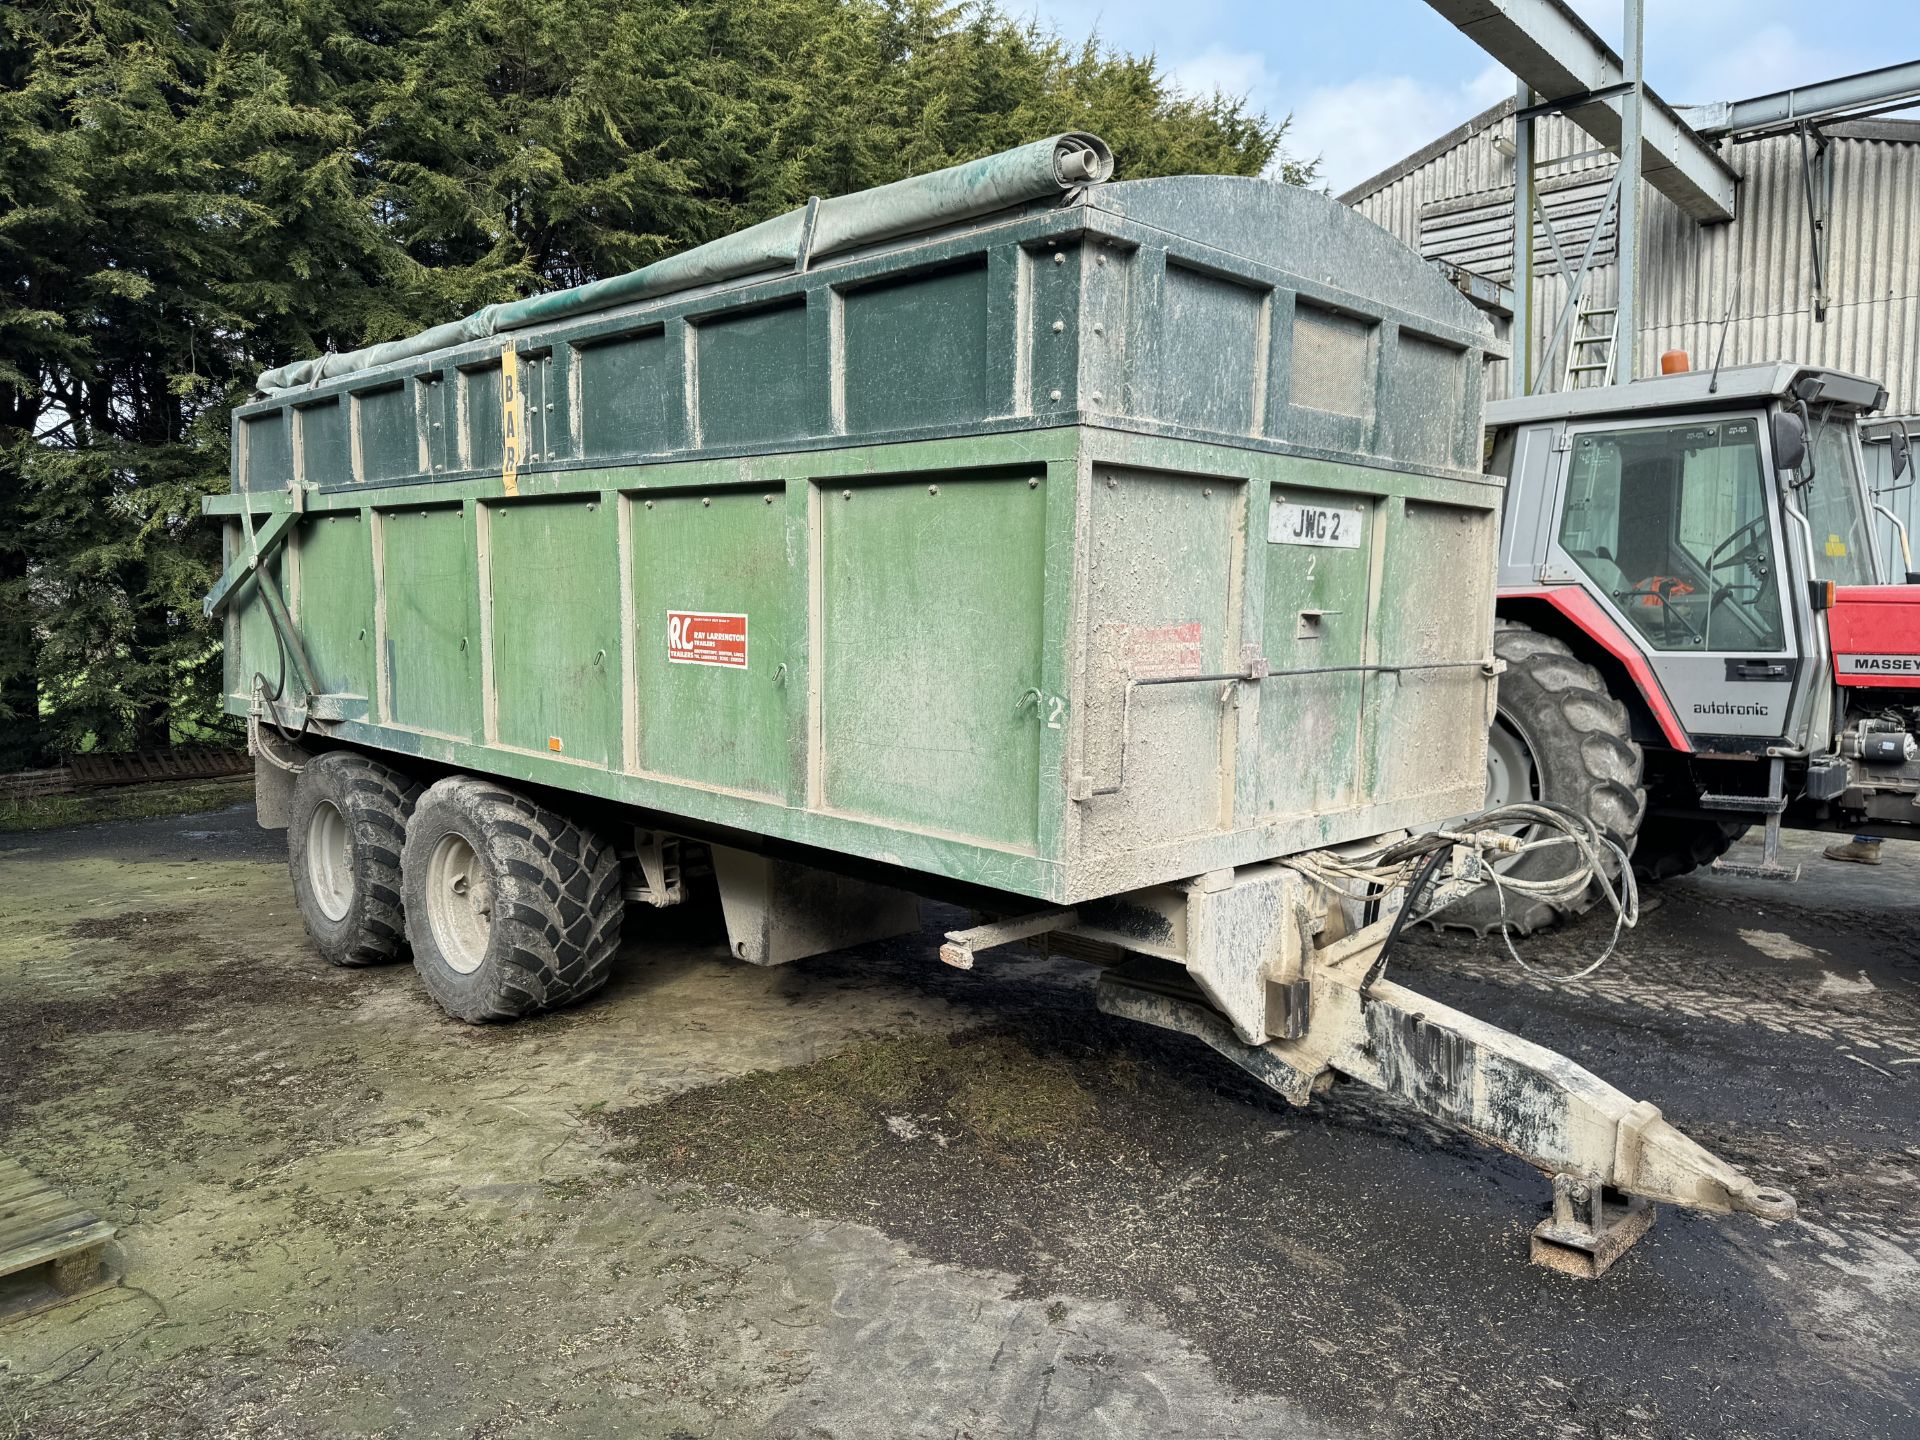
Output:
[
  {"xmin": 1524, "ymin": 1, "xmax": 1868, "ymax": 104},
  {"xmin": 1163, "ymin": 48, "xmax": 1513, "ymax": 191},
  {"xmin": 1289, "ymin": 62, "xmax": 1511, "ymax": 194},
  {"xmin": 1668, "ymin": 23, "xmax": 1857, "ymax": 105},
  {"xmin": 1166, "ymin": 44, "xmax": 1273, "ymax": 103}
]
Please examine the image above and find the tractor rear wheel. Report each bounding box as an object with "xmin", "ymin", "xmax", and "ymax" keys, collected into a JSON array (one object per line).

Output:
[
  {"xmin": 1430, "ymin": 620, "xmax": 1646, "ymax": 936},
  {"xmin": 1632, "ymin": 817, "xmax": 1749, "ymax": 882}
]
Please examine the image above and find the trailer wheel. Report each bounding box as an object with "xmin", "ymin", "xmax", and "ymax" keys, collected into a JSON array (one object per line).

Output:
[
  {"xmin": 401, "ymin": 775, "xmax": 624, "ymax": 1023},
  {"xmin": 1430, "ymin": 620, "xmax": 1646, "ymax": 936},
  {"xmin": 286, "ymin": 750, "xmax": 422, "ymax": 966},
  {"xmin": 1632, "ymin": 817, "xmax": 1749, "ymax": 882}
]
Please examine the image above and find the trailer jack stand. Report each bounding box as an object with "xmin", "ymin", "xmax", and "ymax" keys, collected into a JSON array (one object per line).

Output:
[{"xmin": 1531, "ymin": 1173, "xmax": 1655, "ymax": 1279}]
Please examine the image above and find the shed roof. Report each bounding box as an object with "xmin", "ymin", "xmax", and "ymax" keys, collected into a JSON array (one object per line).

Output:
[{"xmin": 1337, "ymin": 101, "xmax": 1920, "ymax": 210}]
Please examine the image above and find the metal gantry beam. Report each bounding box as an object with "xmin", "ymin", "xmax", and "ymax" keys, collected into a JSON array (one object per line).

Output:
[
  {"xmin": 1424, "ymin": 0, "xmax": 1739, "ymax": 223},
  {"xmin": 1678, "ymin": 59, "xmax": 1920, "ymax": 139}
]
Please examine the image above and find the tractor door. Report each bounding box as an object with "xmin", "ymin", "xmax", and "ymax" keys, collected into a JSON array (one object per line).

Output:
[
  {"xmin": 1542, "ymin": 413, "xmax": 1800, "ymax": 746},
  {"xmin": 1778, "ymin": 402, "xmax": 1881, "ymax": 750}
]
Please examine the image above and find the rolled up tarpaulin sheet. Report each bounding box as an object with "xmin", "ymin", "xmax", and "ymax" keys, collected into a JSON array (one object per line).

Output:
[{"xmin": 255, "ymin": 134, "xmax": 1113, "ymax": 395}]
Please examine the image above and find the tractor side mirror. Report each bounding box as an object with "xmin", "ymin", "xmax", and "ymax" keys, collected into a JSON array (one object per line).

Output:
[
  {"xmin": 1771, "ymin": 409, "xmax": 1808, "ymax": 476},
  {"xmin": 1893, "ymin": 428, "xmax": 1912, "ymax": 482}
]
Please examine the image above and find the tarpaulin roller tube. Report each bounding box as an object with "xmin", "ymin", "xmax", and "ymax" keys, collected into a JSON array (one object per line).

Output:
[{"xmin": 254, "ymin": 133, "xmax": 1113, "ymax": 395}]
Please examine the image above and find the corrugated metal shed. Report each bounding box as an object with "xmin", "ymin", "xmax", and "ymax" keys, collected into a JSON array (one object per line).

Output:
[{"xmin": 1342, "ymin": 100, "xmax": 1920, "ymax": 422}]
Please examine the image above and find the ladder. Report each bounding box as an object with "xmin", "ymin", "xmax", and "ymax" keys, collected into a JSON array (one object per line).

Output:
[{"xmin": 1563, "ymin": 304, "xmax": 1619, "ymax": 389}]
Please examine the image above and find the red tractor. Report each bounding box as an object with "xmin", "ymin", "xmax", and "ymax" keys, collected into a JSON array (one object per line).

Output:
[{"xmin": 1445, "ymin": 361, "xmax": 1918, "ymax": 933}]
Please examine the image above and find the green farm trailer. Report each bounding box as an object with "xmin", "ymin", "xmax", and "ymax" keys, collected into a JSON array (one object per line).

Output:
[{"xmin": 210, "ymin": 136, "xmax": 1792, "ymax": 1271}]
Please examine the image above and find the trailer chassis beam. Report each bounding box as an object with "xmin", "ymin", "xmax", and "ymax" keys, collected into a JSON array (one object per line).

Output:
[{"xmin": 1078, "ymin": 861, "xmax": 1795, "ymax": 1273}]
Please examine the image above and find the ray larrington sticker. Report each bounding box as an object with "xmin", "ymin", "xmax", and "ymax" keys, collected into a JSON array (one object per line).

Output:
[
  {"xmin": 1836, "ymin": 654, "xmax": 1920, "ymax": 678},
  {"xmin": 1270, "ymin": 496, "xmax": 1363, "ymax": 548},
  {"xmin": 667, "ymin": 611, "xmax": 749, "ymax": 668}
]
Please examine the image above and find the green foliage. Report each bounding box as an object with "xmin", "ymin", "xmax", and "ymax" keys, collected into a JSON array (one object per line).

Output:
[{"xmin": 0, "ymin": 0, "xmax": 1308, "ymax": 766}]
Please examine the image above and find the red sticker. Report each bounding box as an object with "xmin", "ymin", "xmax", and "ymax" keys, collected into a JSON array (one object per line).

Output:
[
  {"xmin": 1123, "ymin": 621, "xmax": 1204, "ymax": 677},
  {"xmin": 667, "ymin": 611, "xmax": 748, "ymax": 668}
]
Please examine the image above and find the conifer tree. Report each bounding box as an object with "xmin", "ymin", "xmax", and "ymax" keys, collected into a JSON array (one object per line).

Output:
[{"xmin": 0, "ymin": 0, "xmax": 1306, "ymax": 764}]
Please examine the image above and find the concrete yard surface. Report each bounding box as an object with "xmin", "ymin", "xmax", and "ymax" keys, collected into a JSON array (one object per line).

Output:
[{"xmin": 1, "ymin": 807, "xmax": 1917, "ymax": 1438}]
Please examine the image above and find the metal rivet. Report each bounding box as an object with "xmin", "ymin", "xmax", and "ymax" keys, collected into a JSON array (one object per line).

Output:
[
  {"xmin": 645, "ymin": 500, "xmax": 653, "ymax": 509},
  {"xmin": 1203, "ymin": 488, "xmax": 1212, "ymax": 497},
  {"xmin": 928, "ymin": 485, "xmax": 939, "ymax": 496},
  {"xmin": 1106, "ymin": 476, "xmax": 1117, "ymax": 489},
  {"xmin": 702, "ymin": 496, "xmax": 710, "ymax": 506},
  {"xmin": 1052, "ymin": 253, "xmax": 1066, "ymax": 265},
  {"xmin": 764, "ymin": 494, "xmax": 774, "ymax": 504},
  {"xmin": 1049, "ymin": 388, "xmax": 1063, "ymax": 401},
  {"xmin": 842, "ymin": 489, "xmax": 852, "ymax": 499},
  {"xmin": 1028, "ymin": 478, "xmax": 1039, "ymax": 489},
  {"xmin": 1051, "ymin": 320, "xmax": 1065, "ymax": 333}
]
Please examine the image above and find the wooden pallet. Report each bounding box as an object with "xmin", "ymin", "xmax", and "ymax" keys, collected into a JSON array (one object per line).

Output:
[{"xmin": 0, "ymin": 1158, "xmax": 114, "ymax": 1314}]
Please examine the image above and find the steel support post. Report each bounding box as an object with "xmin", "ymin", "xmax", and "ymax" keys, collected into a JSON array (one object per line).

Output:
[{"xmin": 1616, "ymin": 0, "xmax": 1644, "ymax": 382}]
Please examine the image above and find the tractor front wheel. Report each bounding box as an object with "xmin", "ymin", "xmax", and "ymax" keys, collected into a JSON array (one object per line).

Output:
[{"xmin": 1632, "ymin": 816, "xmax": 1749, "ymax": 882}]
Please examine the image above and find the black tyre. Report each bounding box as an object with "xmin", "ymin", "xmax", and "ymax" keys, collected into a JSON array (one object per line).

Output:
[
  {"xmin": 1432, "ymin": 620, "xmax": 1647, "ymax": 935},
  {"xmin": 1632, "ymin": 816, "xmax": 1749, "ymax": 882},
  {"xmin": 287, "ymin": 749, "xmax": 422, "ymax": 966},
  {"xmin": 401, "ymin": 775, "xmax": 624, "ymax": 1023}
]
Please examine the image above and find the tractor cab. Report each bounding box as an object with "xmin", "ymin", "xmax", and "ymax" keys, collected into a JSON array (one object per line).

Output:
[
  {"xmin": 1490, "ymin": 363, "xmax": 1894, "ymax": 758},
  {"xmin": 1447, "ymin": 362, "xmax": 1920, "ymax": 933}
]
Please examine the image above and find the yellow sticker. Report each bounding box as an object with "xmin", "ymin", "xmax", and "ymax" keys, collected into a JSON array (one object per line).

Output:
[
  {"xmin": 501, "ymin": 345, "xmax": 523, "ymax": 497},
  {"xmin": 1826, "ymin": 534, "xmax": 1848, "ymax": 557},
  {"xmin": 547, "ymin": 736, "xmax": 563, "ymax": 753}
]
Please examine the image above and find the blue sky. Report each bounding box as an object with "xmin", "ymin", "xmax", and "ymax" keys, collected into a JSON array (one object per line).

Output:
[{"xmin": 1017, "ymin": 0, "xmax": 1920, "ymax": 192}]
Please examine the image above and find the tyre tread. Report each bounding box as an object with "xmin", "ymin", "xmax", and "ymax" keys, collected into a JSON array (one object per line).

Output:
[
  {"xmin": 288, "ymin": 750, "xmax": 423, "ymax": 967},
  {"xmin": 403, "ymin": 776, "xmax": 623, "ymax": 1023},
  {"xmin": 1432, "ymin": 619, "xmax": 1647, "ymax": 937}
]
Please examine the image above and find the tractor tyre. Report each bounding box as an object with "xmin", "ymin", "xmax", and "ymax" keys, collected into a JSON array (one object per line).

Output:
[
  {"xmin": 402, "ymin": 775, "xmax": 624, "ymax": 1023},
  {"xmin": 1632, "ymin": 817, "xmax": 1749, "ymax": 882},
  {"xmin": 287, "ymin": 749, "xmax": 422, "ymax": 966},
  {"xmin": 1430, "ymin": 620, "xmax": 1647, "ymax": 936}
]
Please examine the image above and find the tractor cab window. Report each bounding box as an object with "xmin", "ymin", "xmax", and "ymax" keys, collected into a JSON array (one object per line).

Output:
[
  {"xmin": 1558, "ymin": 419, "xmax": 1785, "ymax": 653},
  {"xmin": 1797, "ymin": 407, "xmax": 1876, "ymax": 586}
]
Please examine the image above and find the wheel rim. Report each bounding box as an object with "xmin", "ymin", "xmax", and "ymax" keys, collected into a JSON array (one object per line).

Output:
[
  {"xmin": 1469, "ymin": 714, "xmax": 1544, "ymax": 876},
  {"xmin": 426, "ymin": 831, "xmax": 491, "ymax": 975},
  {"xmin": 305, "ymin": 800, "xmax": 354, "ymax": 923},
  {"xmin": 1485, "ymin": 715, "xmax": 1538, "ymax": 808}
]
